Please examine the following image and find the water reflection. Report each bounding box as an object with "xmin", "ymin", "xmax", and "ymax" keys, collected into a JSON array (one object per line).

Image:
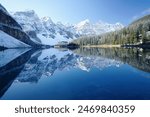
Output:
[
  {"xmin": 0, "ymin": 49, "xmax": 35, "ymax": 97},
  {"xmin": 74, "ymin": 48, "xmax": 150, "ymax": 73},
  {"xmin": 15, "ymin": 48, "xmax": 123, "ymax": 83},
  {"xmin": 0, "ymin": 47, "xmax": 150, "ymax": 99}
]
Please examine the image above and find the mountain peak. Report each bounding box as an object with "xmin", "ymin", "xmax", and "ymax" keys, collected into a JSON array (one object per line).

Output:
[
  {"xmin": 11, "ymin": 9, "xmax": 124, "ymax": 45},
  {"xmin": 115, "ymin": 22, "xmax": 123, "ymax": 26},
  {"xmin": 77, "ymin": 19, "xmax": 90, "ymax": 26},
  {"xmin": 41, "ymin": 16, "xmax": 52, "ymax": 22},
  {"xmin": 83, "ymin": 19, "xmax": 90, "ymax": 23}
]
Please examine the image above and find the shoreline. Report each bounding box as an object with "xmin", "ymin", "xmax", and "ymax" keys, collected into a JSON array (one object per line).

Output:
[{"xmin": 82, "ymin": 45, "xmax": 121, "ymax": 48}]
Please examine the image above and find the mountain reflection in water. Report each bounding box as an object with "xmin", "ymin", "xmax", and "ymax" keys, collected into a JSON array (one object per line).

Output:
[{"xmin": 0, "ymin": 48, "xmax": 150, "ymax": 100}]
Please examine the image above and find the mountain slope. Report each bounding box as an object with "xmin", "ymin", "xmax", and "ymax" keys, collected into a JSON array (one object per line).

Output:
[
  {"xmin": 11, "ymin": 10, "xmax": 124, "ymax": 45},
  {"xmin": 73, "ymin": 14, "xmax": 150, "ymax": 46},
  {"xmin": 0, "ymin": 4, "xmax": 40, "ymax": 48},
  {"xmin": 75, "ymin": 19, "xmax": 124, "ymax": 35},
  {"xmin": 0, "ymin": 4, "xmax": 22, "ymax": 30},
  {"xmin": 0, "ymin": 31, "xmax": 30, "ymax": 48},
  {"xmin": 130, "ymin": 15, "xmax": 150, "ymax": 27},
  {"xmin": 12, "ymin": 11, "xmax": 79, "ymax": 45}
]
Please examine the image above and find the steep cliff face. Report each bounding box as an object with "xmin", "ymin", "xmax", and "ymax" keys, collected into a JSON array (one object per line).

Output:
[
  {"xmin": 0, "ymin": 4, "xmax": 41, "ymax": 48},
  {"xmin": 12, "ymin": 11, "xmax": 79, "ymax": 45},
  {"xmin": 12, "ymin": 10, "xmax": 124, "ymax": 45},
  {"xmin": 0, "ymin": 4, "xmax": 22, "ymax": 30}
]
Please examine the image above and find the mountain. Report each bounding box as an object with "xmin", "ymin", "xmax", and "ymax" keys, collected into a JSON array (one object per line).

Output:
[
  {"xmin": 12, "ymin": 11, "xmax": 80, "ymax": 45},
  {"xmin": 11, "ymin": 10, "xmax": 124, "ymax": 45},
  {"xmin": 130, "ymin": 15, "xmax": 150, "ymax": 27},
  {"xmin": 75, "ymin": 19, "xmax": 124, "ymax": 35},
  {"xmin": 0, "ymin": 4, "xmax": 124, "ymax": 47},
  {"xmin": 73, "ymin": 14, "xmax": 150, "ymax": 46},
  {"xmin": 75, "ymin": 19, "xmax": 95, "ymax": 35},
  {"xmin": 0, "ymin": 4, "xmax": 40, "ymax": 48},
  {"xmin": 129, "ymin": 15, "xmax": 150, "ymax": 39}
]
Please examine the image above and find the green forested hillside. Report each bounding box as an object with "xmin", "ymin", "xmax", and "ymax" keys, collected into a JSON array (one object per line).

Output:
[{"xmin": 73, "ymin": 15, "xmax": 150, "ymax": 46}]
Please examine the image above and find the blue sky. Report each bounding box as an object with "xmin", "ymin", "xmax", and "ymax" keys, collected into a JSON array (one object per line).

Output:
[{"xmin": 0, "ymin": 0, "xmax": 150, "ymax": 25}]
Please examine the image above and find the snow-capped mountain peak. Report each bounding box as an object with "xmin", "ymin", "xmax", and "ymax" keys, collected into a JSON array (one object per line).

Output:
[
  {"xmin": 75, "ymin": 19, "xmax": 95, "ymax": 35},
  {"xmin": 12, "ymin": 10, "xmax": 44, "ymax": 32},
  {"xmin": 115, "ymin": 22, "xmax": 124, "ymax": 28},
  {"xmin": 75, "ymin": 19, "xmax": 124, "ymax": 35},
  {"xmin": 41, "ymin": 16, "xmax": 53, "ymax": 23},
  {"xmin": 11, "ymin": 10, "xmax": 124, "ymax": 45},
  {"xmin": 76, "ymin": 19, "xmax": 90, "ymax": 27},
  {"xmin": 75, "ymin": 20, "xmax": 124, "ymax": 35},
  {"xmin": 11, "ymin": 11, "xmax": 80, "ymax": 45}
]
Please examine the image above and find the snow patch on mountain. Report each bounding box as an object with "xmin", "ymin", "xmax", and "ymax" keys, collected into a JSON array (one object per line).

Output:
[
  {"xmin": 12, "ymin": 10, "xmax": 44, "ymax": 32},
  {"xmin": 37, "ymin": 33, "xmax": 72, "ymax": 45},
  {"xmin": 0, "ymin": 31, "xmax": 31, "ymax": 48},
  {"xmin": 11, "ymin": 10, "xmax": 124, "ymax": 45},
  {"xmin": 11, "ymin": 11, "xmax": 79, "ymax": 45},
  {"xmin": 75, "ymin": 19, "xmax": 124, "ymax": 35}
]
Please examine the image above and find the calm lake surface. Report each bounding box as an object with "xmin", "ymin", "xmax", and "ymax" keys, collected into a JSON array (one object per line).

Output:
[{"xmin": 0, "ymin": 47, "xmax": 150, "ymax": 100}]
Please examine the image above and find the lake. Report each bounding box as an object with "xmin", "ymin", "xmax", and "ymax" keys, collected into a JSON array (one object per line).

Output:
[{"xmin": 0, "ymin": 47, "xmax": 150, "ymax": 100}]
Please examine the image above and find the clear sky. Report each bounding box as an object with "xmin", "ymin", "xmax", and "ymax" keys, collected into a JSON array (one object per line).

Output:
[{"xmin": 0, "ymin": 0, "xmax": 150, "ymax": 25}]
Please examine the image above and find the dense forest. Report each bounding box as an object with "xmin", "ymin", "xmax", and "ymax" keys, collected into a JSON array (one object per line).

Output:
[{"xmin": 72, "ymin": 15, "xmax": 150, "ymax": 46}]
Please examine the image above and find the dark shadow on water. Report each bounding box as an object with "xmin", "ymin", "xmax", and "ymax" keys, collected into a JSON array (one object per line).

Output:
[{"xmin": 0, "ymin": 49, "xmax": 39, "ymax": 98}]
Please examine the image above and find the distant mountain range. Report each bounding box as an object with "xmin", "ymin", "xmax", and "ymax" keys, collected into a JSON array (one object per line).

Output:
[
  {"xmin": 0, "ymin": 4, "xmax": 124, "ymax": 48},
  {"xmin": 75, "ymin": 19, "xmax": 124, "ymax": 35},
  {"xmin": 73, "ymin": 14, "xmax": 150, "ymax": 47},
  {"xmin": 11, "ymin": 10, "xmax": 124, "ymax": 45}
]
